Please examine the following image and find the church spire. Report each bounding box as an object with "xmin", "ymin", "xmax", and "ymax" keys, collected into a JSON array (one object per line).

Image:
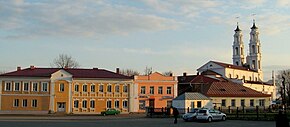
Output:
[
  {"xmin": 233, "ymin": 22, "xmax": 245, "ymax": 66},
  {"xmin": 251, "ymin": 19, "xmax": 258, "ymax": 29},
  {"xmin": 235, "ymin": 22, "xmax": 241, "ymax": 31}
]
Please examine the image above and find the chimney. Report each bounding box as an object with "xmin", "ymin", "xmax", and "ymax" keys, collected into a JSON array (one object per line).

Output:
[
  {"xmin": 17, "ymin": 66, "xmax": 21, "ymax": 71},
  {"xmin": 169, "ymin": 73, "xmax": 173, "ymax": 76},
  {"xmin": 116, "ymin": 68, "xmax": 120, "ymax": 74},
  {"xmin": 183, "ymin": 72, "xmax": 187, "ymax": 76},
  {"xmin": 30, "ymin": 65, "xmax": 35, "ymax": 69}
]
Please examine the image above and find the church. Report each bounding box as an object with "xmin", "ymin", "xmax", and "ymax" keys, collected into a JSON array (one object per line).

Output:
[{"xmin": 197, "ymin": 21, "xmax": 276, "ymax": 101}]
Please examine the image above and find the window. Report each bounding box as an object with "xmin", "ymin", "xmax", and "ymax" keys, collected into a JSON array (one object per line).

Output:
[
  {"xmin": 123, "ymin": 85, "xmax": 128, "ymax": 93},
  {"xmin": 197, "ymin": 101, "xmax": 202, "ymax": 108},
  {"xmin": 14, "ymin": 99, "xmax": 19, "ymax": 107},
  {"xmin": 150, "ymin": 86, "xmax": 154, "ymax": 94},
  {"xmin": 242, "ymin": 76, "xmax": 246, "ymax": 81},
  {"xmin": 23, "ymin": 82, "xmax": 29, "ymax": 91},
  {"xmin": 22, "ymin": 99, "xmax": 27, "ymax": 107},
  {"xmin": 14, "ymin": 82, "xmax": 20, "ymax": 91},
  {"xmin": 236, "ymin": 75, "xmax": 239, "ymax": 79},
  {"xmin": 222, "ymin": 99, "xmax": 226, "ymax": 107},
  {"xmin": 235, "ymin": 47, "xmax": 239, "ymax": 55},
  {"xmin": 158, "ymin": 86, "xmax": 163, "ymax": 94},
  {"xmin": 82, "ymin": 100, "xmax": 87, "ymax": 108},
  {"xmin": 115, "ymin": 85, "xmax": 120, "ymax": 93},
  {"xmin": 252, "ymin": 60, "xmax": 256, "ymax": 69},
  {"xmin": 59, "ymin": 83, "xmax": 64, "ymax": 92},
  {"xmin": 229, "ymin": 74, "xmax": 232, "ymax": 78},
  {"xmin": 90, "ymin": 100, "xmax": 95, "ymax": 108},
  {"xmin": 115, "ymin": 100, "xmax": 119, "ymax": 108},
  {"xmin": 231, "ymin": 99, "xmax": 236, "ymax": 107},
  {"xmin": 241, "ymin": 99, "xmax": 245, "ymax": 107},
  {"xmin": 252, "ymin": 45, "xmax": 255, "ymax": 53},
  {"xmin": 123, "ymin": 100, "xmax": 128, "ymax": 108},
  {"xmin": 250, "ymin": 99, "xmax": 254, "ymax": 107},
  {"xmin": 41, "ymin": 82, "xmax": 48, "ymax": 92},
  {"xmin": 166, "ymin": 87, "xmax": 172, "ymax": 94},
  {"xmin": 99, "ymin": 84, "xmax": 104, "ymax": 92},
  {"xmin": 32, "ymin": 99, "xmax": 37, "ymax": 107},
  {"xmin": 107, "ymin": 85, "xmax": 112, "ymax": 92},
  {"xmin": 259, "ymin": 99, "xmax": 265, "ymax": 106},
  {"xmin": 74, "ymin": 84, "xmax": 79, "ymax": 92},
  {"xmin": 83, "ymin": 85, "xmax": 87, "ymax": 92},
  {"xmin": 107, "ymin": 100, "xmax": 112, "ymax": 108},
  {"xmin": 249, "ymin": 76, "xmax": 252, "ymax": 81},
  {"xmin": 141, "ymin": 86, "xmax": 146, "ymax": 94},
  {"xmin": 139, "ymin": 100, "xmax": 145, "ymax": 110},
  {"xmin": 32, "ymin": 82, "xmax": 38, "ymax": 92},
  {"xmin": 74, "ymin": 100, "xmax": 79, "ymax": 108},
  {"xmin": 91, "ymin": 85, "xmax": 95, "ymax": 92},
  {"xmin": 5, "ymin": 82, "xmax": 12, "ymax": 91}
]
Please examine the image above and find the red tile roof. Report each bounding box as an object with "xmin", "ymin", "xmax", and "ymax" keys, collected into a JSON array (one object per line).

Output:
[
  {"xmin": 0, "ymin": 67, "xmax": 132, "ymax": 79},
  {"xmin": 204, "ymin": 82, "xmax": 271, "ymax": 97},
  {"xmin": 211, "ymin": 61, "xmax": 256, "ymax": 72},
  {"xmin": 244, "ymin": 80, "xmax": 273, "ymax": 86},
  {"xmin": 178, "ymin": 75, "xmax": 225, "ymax": 84}
]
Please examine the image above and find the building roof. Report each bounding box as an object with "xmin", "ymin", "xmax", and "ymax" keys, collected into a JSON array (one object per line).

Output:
[
  {"xmin": 244, "ymin": 80, "xmax": 273, "ymax": 86},
  {"xmin": 205, "ymin": 82, "xmax": 271, "ymax": 97},
  {"xmin": 0, "ymin": 67, "xmax": 132, "ymax": 79},
  {"xmin": 178, "ymin": 74, "xmax": 224, "ymax": 84},
  {"xmin": 174, "ymin": 92, "xmax": 211, "ymax": 100},
  {"xmin": 211, "ymin": 61, "xmax": 256, "ymax": 72}
]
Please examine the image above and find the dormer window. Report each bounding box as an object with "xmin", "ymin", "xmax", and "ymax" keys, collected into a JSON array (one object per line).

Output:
[{"xmin": 220, "ymin": 88, "xmax": 226, "ymax": 91}]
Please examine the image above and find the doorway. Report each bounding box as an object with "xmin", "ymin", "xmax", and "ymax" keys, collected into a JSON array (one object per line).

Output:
[
  {"xmin": 57, "ymin": 102, "xmax": 66, "ymax": 112},
  {"xmin": 149, "ymin": 99, "xmax": 155, "ymax": 108}
]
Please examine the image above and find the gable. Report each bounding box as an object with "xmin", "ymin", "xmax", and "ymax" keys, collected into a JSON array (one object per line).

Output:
[
  {"xmin": 51, "ymin": 69, "xmax": 73, "ymax": 82},
  {"xmin": 197, "ymin": 61, "xmax": 224, "ymax": 73}
]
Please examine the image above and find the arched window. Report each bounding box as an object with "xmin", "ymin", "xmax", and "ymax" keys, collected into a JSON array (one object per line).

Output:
[
  {"xmin": 229, "ymin": 74, "xmax": 232, "ymax": 78},
  {"xmin": 236, "ymin": 75, "xmax": 239, "ymax": 79},
  {"xmin": 236, "ymin": 61, "xmax": 239, "ymax": 65},
  {"xmin": 235, "ymin": 47, "xmax": 239, "ymax": 55},
  {"xmin": 249, "ymin": 76, "xmax": 252, "ymax": 81}
]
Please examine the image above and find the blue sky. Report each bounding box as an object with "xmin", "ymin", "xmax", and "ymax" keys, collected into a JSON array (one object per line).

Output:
[{"xmin": 1, "ymin": 0, "xmax": 290, "ymax": 80}]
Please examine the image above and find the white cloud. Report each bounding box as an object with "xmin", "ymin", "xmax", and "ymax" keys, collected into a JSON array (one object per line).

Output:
[
  {"xmin": 277, "ymin": 0, "xmax": 290, "ymax": 7},
  {"xmin": 0, "ymin": 0, "xmax": 182, "ymax": 40}
]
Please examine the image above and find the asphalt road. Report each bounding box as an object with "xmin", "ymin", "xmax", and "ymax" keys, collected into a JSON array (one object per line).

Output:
[{"xmin": 0, "ymin": 116, "xmax": 276, "ymax": 127}]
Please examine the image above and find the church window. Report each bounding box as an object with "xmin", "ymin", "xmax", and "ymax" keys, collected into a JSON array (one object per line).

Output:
[
  {"xmin": 252, "ymin": 60, "xmax": 256, "ymax": 69},
  {"xmin": 255, "ymin": 77, "xmax": 258, "ymax": 81},
  {"xmin": 236, "ymin": 75, "xmax": 239, "ymax": 79},
  {"xmin": 229, "ymin": 74, "xmax": 232, "ymax": 78},
  {"xmin": 235, "ymin": 47, "xmax": 239, "ymax": 55},
  {"xmin": 249, "ymin": 76, "xmax": 252, "ymax": 81},
  {"xmin": 236, "ymin": 61, "xmax": 239, "ymax": 65},
  {"xmin": 252, "ymin": 45, "xmax": 255, "ymax": 53},
  {"xmin": 241, "ymin": 47, "xmax": 243, "ymax": 55}
]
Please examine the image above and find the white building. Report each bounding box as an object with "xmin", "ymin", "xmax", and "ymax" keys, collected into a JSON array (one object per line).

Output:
[{"xmin": 197, "ymin": 21, "xmax": 276, "ymax": 102}]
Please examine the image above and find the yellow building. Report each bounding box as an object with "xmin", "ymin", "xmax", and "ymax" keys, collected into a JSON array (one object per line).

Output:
[{"xmin": 0, "ymin": 66, "xmax": 133, "ymax": 114}]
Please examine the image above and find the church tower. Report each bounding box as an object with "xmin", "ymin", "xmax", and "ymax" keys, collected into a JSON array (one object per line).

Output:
[
  {"xmin": 246, "ymin": 20, "xmax": 262, "ymax": 73},
  {"xmin": 232, "ymin": 23, "xmax": 245, "ymax": 66}
]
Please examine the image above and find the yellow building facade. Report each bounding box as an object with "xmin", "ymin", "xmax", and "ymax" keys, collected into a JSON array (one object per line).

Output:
[{"xmin": 0, "ymin": 67, "xmax": 133, "ymax": 114}]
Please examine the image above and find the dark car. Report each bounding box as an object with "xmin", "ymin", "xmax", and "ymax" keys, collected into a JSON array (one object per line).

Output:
[{"xmin": 101, "ymin": 109, "xmax": 121, "ymax": 116}]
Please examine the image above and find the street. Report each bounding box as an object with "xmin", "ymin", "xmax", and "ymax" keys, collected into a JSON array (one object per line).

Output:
[{"xmin": 0, "ymin": 116, "xmax": 276, "ymax": 127}]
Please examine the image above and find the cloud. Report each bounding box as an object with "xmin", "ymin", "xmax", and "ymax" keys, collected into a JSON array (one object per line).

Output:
[
  {"xmin": 277, "ymin": 0, "xmax": 290, "ymax": 7},
  {"xmin": 0, "ymin": 0, "xmax": 182, "ymax": 40}
]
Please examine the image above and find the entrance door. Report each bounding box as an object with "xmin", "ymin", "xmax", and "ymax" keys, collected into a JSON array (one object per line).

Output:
[
  {"xmin": 149, "ymin": 99, "xmax": 155, "ymax": 108},
  {"xmin": 57, "ymin": 102, "xmax": 66, "ymax": 112}
]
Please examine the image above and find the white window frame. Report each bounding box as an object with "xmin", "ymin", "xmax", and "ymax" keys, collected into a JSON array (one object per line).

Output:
[
  {"xmin": 83, "ymin": 84, "xmax": 87, "ymax": 92},
  {"xmin": 13, "ymin": 99, "xmax": 19, "ymax": 107},
  {"xmin": 158, "ymin": 86, "xmax": 163, "ymax": 94},
  {"xmin": 32, "ymin": 82, "xmax": 38, "ymax": 92},
  {"xmin": 99, "ymin": 84, "xmax": 104, "ymax": 92},
  {"xmin": 107, "ymin": 84, "xmax": 112, "ymax": 93},
  {"xmin": 14, "ymin": 82, "xmax": 20, "ymax": 91},
  {"xmin": 123, "ymin": 85, "xmax": 128, "ymax": 93},
  {"xmin": 166, "ymin": 87, "xmax": 172, "ymax": 94},
  {"xmin": 91, "ymin": 85, "xmax": 95, "ymax": 92},
  {"xmin": 22, "ymin": 99, "xmax": 28, "ymax": 107},
  {"xmin": 115, "ymin": 85, "xmax": 120, "ymax": 93},
  {"xmin": 107, "ymin": 100, "xmax": 112, "ymax": 109},
  {"xmin": 23, "ymin": 82, "xmax": 29, "ymax": 92},
  {"xmin": 59, "ymin": 83, "xmax": 64, "ymax": 92},
  {"xmin": 32, "ymin": 99, "xmax": 37, "ymax": 107},
  {"xmin": 5, "ymin": 81, "xmax": 12, "ymax": 91},
  {"xmin": 141, "ymin": 86, "xmax": 146, "ymax": 94},
  {"xmin": 74, "ymin": 84, "xmax": 79, "ymax": 92},
  {"xmin": 41, "ymin": 82, "xmax": 49, "ymax": 92},
  {"xmin": 82, "ymin": 100, "xmax": 87, "ymax": 108},
  {"xmin": 149, "ymin": 86, "xmax": 154, "ymax": 94},
  {"xmin": 74, "ymin": 100, "xmax": 79, "ymax": 108},
  {"xmin": 123, "ymin": 100, "xmax": 128, "ymax": 108},
  {"xmin": 90, "ymin": 100, "xmax": 95, "ymax": 108},
  {"xmin": 115, "ymin": 100, "xmax": 120, "ymax": 109}
]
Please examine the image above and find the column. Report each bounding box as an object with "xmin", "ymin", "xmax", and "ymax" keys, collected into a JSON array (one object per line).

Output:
[
  {"xmin": 68, "ymin": 82, "xmax": 72, "ymax": 113},
  {"xmin": 49, "ymin": 82, "xmax": 55, "ymax": 113}
]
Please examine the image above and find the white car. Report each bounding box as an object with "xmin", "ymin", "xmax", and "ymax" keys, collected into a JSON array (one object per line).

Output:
[
  {"xmin": 182, "ymin": 108, "xmax": 199, "ymax": 121},
  {"xmin": 196, "ymin": 109, "xmax": 226, "ymax": 122}
]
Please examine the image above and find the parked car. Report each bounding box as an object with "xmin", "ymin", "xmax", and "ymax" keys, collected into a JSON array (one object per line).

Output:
[
  {"xmin": 101, "ymin": 109, "xmax": 121, "ymax": 116},
  {"xmin": 196, "ymin": 109, "xmax": 226, "ymax": 122},
  {"xmin": 182, "ymin": 108, "xmax": 199, "ymax": 121}
]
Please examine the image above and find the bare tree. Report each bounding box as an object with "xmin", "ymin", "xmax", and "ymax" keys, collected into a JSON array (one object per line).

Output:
[
  {"xmin": 51, "ymin": 54, "xmax": 80, "ymax": 68},
  {"xmin": 144, "ymin": 66, "xmax": 153, "ymax": 75},
  {"xmin": 162, "ymin": 71, "xmax": 173, "ymax": 76},
  {"xmin": 277, "ymin": 70, "xmax": 290, "ymax": 106},
  {"xmin": 120, "ymin": 69, "xmax": 140, "ymax": 76}
]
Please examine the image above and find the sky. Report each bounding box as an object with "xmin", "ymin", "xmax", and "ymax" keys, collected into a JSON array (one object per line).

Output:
[{"xmin": 1, "ymin": 0, "xmax": 290, "ymax": 81}]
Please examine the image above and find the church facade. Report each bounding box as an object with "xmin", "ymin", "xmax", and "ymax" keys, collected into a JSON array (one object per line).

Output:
[{"xmin": 197, "ymin": 21, "xmax": 276, "ymax": 102}]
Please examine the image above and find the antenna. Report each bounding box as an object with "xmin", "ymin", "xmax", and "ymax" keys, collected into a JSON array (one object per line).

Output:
[
  {"xmin": 252, "ymin": 14, "xmax": 256, "ymax": 23},
  {"xmin": 235, "ymin": 16, "xmax": 240, "ymax": 26}
]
